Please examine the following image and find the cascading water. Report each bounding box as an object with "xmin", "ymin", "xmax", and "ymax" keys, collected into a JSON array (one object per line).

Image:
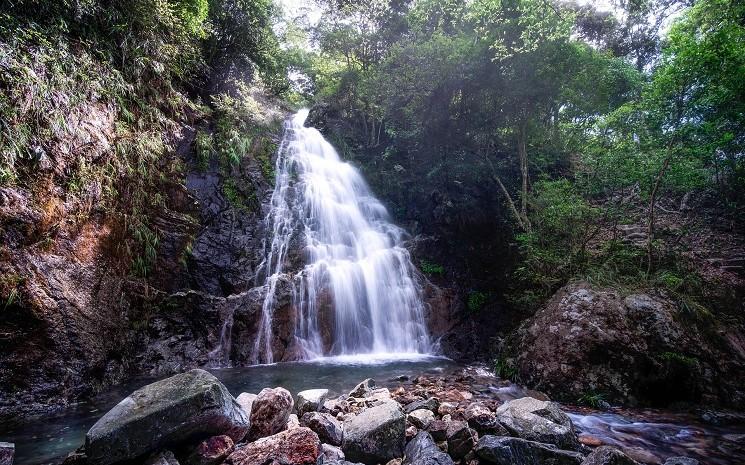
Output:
[{"xmin": 251, "ymin": 109, "xmax": 431, "ymax": 364}]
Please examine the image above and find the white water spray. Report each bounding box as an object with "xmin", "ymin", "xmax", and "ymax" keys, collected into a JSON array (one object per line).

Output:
[{"xmin": 251, "ymin": 109, "xmax": 431, "ymax": 364}]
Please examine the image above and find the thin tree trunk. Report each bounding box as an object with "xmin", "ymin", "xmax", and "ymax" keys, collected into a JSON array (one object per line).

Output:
[
  {"xmin": 646, "ymin": 94, "xmax": 684, "ymax": 274},
  {"xmin": 484, "ymin": 153, "xmax": 528, "ymax": 232},
  {"xmin": 518, "ymin": 118, "xmax": 530, "ymax": 226}
]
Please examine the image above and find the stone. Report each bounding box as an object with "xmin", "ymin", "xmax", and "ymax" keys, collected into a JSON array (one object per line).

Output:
[
  {"xmin": 0, "ymin": 443, "xmax": 13, "ymax": 465},
  {"xmin": 319, "ymin": 444, "xmax": 346, "ymax": 463},
  {"xmin": 287, "ymin": 414, "xmax": 301, "ymax": 429},
  {"xmin": 236, "ymin": 393, "xmax": 257, "ymax": 418},
  {"xmin": 342, "ymin": 401, "xmax": 406, "ymax": 463},
  {"xmin": 366, "ymin": 388, "xmax": 393, "ymax": 406},
  {"xmin": 301, "ymin": 412, "xmax": 343, "ymax": 446},
  {"xmin": 405, "ymin": 398, "xmax": 439, "ymax": 414},
  {"xmin": 441, "ymin": 415, "xmax": 452, "ymax": 422},
  {"xmin": 581, "ymin": 446, "xmax": 639, "ymax": 465},
  {"xmin": 187, "ymin": 435, "xmax": 235, "ymax": 465},
  {"xmin": 406, "ymin": 425, "xmax": 419, "ymax": 440},
  {"xmin": 297, "ymin": 389, "xmax": 329, "ymax": 415},
  {"xmin": 663, "ymin": 458, "xmax": 699, "ymax": 465},
  {"xmin": 145, "ymin": 451, "xmax": 180, "ymax": 465},
  {"xmin": 476, "ymin": 436, "xmax": 584, "ymax": 465},
  {"xmin": 426, "ymin": 420, "xmax": 449, "ymax": 442},
  {"xmin": 225, "ymin": 427, "xmax": 321, "ymax": 465},
  {"xmin": 578, "ymin": 435, "xmax": 604, "ymax": 447},
  {"xmin": 349, "ymin": 379, "xmax": 376, "ymax": 398},
  {"xmin": 438, "ymin": 403, "xmax": 457, "ymax": 417},
  {"xmin": 403, "ymin": 431, "xmax": 455, "ymax": 465},
  {"xmin": 445, "ymin": 421, "xmax": 477, "ymax": 460},
  {"xmin": 464, "ymin": 403, "xmax": 507, "ymax": 436},
  {"xmin": 85, "ymin": 369, "xmax": 249, "ymax": 465},
  {"xmin": 247, "ymin": 387, "xmax": 294, "ymax": 441},
  {"xmin": 387, "ymin": 459, "xmax": 403, "ymax": 465},
  {"xmin": 495, "ymin": 397, "xmax": 579, "ymax": 450},
  {"xmin": 408, "ymin": 409, "xmax": 435, "ymax": 429}
]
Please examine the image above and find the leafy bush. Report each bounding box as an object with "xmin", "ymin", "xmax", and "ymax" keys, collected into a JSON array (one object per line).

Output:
[
  {"xmin": 420, "ymin": 260, "xmax": 445, "ymax": 276},
  {"xmin": 467, "ymin": 290, "xmax": 488, "ymax": 313}
]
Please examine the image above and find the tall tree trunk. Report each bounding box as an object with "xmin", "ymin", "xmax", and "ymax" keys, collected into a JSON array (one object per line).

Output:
[{"xmin": 518, "ymin": 118, "xmax": 530, "ymax": 231}]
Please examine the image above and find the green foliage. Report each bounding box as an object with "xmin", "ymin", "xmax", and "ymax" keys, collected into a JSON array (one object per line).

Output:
[
  {"xmin": 493, "ymin": 357, "xmax": 517, "ymax": 380},
  {"xmin": 195, "ymin": 130, "xmax": 214, "ymax": 171},
  {"xmin": 512, "ymin": 179, "xmax": 600, "ymax": 304},
  {"xmin": 577, "ymin": 391, "xmax": 607, "ymax": 408},
  {"xmin": 659, "ymin": 351, "xmax": 699, "ymax": 367},
  {"xmin": 420, "ymin": 260, "xmax": 445, "ymax": 276},
  {"xmin": 222, "ymin": 177, "xmax": 258, "ymax": 211},
  {"xmin": 467, "ymin": 290, "xmax": 488, "ymax": 313}
]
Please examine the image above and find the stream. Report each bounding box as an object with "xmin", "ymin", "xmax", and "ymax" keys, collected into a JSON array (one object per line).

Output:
[{"xmin": 1, "ymin": 357, "xmax": 743, "ymax": 465}]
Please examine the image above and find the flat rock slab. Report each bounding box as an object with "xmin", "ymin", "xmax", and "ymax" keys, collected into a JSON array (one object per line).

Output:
[
  {"xmin": 225, "ymin": 427, "xmax": 321, "ymax": 465},
  {"xmin": 496, "ymin": 397, "xmax": 579, "ymax": 450},
  {"xmin": 476, "ymin": 435, "xmax": 584, "ymax": 465},
  {"xmin": 343, "ymin": 401, "xmax": 405, "ymax": 463},
  {"xmin": 85, "ymin": 369, "xmax": 248, "ymax": 465}
]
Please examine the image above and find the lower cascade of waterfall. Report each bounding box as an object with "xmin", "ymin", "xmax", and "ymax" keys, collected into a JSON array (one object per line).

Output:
[{"xmin": 251, "ymin": 109, "xmax": 431, "ymax": 364}]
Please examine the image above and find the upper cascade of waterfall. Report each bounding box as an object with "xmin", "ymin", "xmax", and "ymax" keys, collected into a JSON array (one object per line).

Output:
[{"xmin": 252, "ymin": 108, "xmax": 431, "ymax": 364}]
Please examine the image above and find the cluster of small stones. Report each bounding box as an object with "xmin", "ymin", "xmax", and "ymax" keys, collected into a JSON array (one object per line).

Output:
[{"xmin": 6, "ymin": 368, "xmax": 701, "ymax": 465}]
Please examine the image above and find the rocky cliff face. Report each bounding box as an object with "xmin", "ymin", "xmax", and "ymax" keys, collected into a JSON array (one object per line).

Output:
[{"xmin": 0, "ymin": 91, "xmax": 465, "ymax": 421}]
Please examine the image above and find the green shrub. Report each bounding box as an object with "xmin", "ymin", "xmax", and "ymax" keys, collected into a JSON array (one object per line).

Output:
[
  {"xmin": 420, "ymin": 260, "xmax": 445, "ymax": 276},
  {"xmin": 494, "ymin": 357, "xmax": 517, "ymax": 380},
  {"xmin": 577, "ymin": 391, "xmax": 607, "ymax": 408},
  {"xmin": 467, "ymin": 290, "xmax": 488, "ymax": 313}
]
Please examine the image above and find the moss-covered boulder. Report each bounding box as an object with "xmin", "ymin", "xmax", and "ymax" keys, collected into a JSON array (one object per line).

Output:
[{"xmin": 85, "ymin": 369, "xmax": 248, "ymax": 465}]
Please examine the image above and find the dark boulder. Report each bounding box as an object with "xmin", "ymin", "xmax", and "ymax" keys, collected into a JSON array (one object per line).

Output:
[
  {"xmin": 476, "ymin": 436, "xmax": 584, "ymax": 465},
  {"xmin": 301, "ymin": 412, "xmax": 343, "ymax": 446},
  {"xmin": 580, "ymin": 446, "xmax": 638, "ymax": 465},
  {"xmin": 403, "ymin": 431, "xmax": 454, "ymax": 465},
  {"xmin": 85, "ymin": 369, "xmax": 248, "ymax": 465}
]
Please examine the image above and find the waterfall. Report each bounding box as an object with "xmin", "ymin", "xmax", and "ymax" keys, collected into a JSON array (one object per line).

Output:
[{"xmin": 251, "ymin": 109, "xmax": 431, "ymax": 364}]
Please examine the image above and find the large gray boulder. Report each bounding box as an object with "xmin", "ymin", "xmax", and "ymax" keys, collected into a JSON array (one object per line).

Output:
[
  {"xmin": 301, "ymin": 412, "xmax": 343, "ymax": 446},
  {"xmin": 247, "ymin": 387, "xmax": 294, "ymax": 441},
  {"xmin": 342, "ymin": 401, "xmax": 406, "ymax": 463},
  {"xmin": 496, "ymin": 397, "xmax": 579, "ymax": 450},
  {"xmin": 581, "ymin": 446, "xmax": 639, "ymax": 465},
  {"xmin": 476, "ymin": 436, "xmax": 584, "ymax": 465},
  {"xmin": 403, "ymin": 431, "xmax": 454, "ymax": 465},
  {"xmin": 85, "ymin": 369, "xmax": 249, "ymax": 465},
  {"xmin": 297, "ymin": 389, "xmax": 329, "ymax": 415}
]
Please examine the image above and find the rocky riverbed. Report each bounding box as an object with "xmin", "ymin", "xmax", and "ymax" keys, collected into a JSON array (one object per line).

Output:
[{"xmin": 4, "ymin": 364, "xmax": 736, "ymax": 465}]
